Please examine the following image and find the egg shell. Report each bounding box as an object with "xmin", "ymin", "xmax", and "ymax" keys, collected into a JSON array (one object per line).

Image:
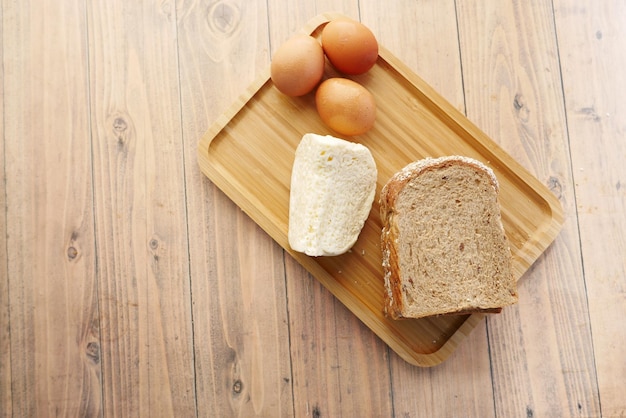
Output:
[
  {"xmin": 315, "ymin": 78, "xmax": 377, "ymax": 136},
  {"xmin": 271, "ymin": 35, "xmax": 325, "ymax": 96},
  {"xmin": 321, "ymin": 18, "xmax": 379, "ymax": 75}
]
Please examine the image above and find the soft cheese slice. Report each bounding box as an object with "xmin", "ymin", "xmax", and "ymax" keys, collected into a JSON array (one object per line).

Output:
[{"xmin": 288, "ymin": 133, "xmax": 377, "ymax": 256}]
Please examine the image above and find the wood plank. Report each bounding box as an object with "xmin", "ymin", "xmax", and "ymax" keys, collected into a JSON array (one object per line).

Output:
[
  {"xmin": 285, "ymin": 259, "xmax": 394, "ymax": 417},
  {"xmin": 553, "ymin": 1, "xmax": 626, "ymax": 416},
  {"xmin": 1, "ymin": 1, "xmax": 619, "ymax": 415},
  {"xmin": 456, "ymin": 1, "xmax": 600, "ymax": 416},
  {"xmin": 0, "ymin": 2, "xmax": 11, "ymax": 416},
  {"xmin": 176, "ymin": 1, "xmax": 294, "ymax": 415},
  {"xmin": 2, "ymin": 0, "xmax": 102, "ymax": 416},
  {"xmin": 266, "ymin": 0, "xmax": 358, "ymax": 46},
  {"xmin": 265, "ymin": 3, "xmax": 394, "ymax": 415},
  {"xmin": 360, "ymin": 1, "xmax": 496, "ymax": 416},
  {"xmin": 361, "ymin": 0, "xmax": 465, "ymax": 113},
  {"xmin": 86, "ymin": 1, "xmax": 195, "ymax": 416}
]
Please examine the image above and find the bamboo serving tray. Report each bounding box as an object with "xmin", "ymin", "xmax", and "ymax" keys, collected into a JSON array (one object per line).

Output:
[{"xmin": 197, "ymin": 13, "xmax": 564, "ymax": 367}]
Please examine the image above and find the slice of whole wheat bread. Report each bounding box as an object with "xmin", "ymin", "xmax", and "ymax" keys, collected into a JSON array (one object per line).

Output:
[{"xmin": 380, "ymin": 156, "xmax": 518, "ymax": 320}]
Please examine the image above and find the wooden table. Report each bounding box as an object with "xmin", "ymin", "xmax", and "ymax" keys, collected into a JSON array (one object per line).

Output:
[{"xmin": 1, "ymin": 1, "xmax": 624, "ymax": 417}]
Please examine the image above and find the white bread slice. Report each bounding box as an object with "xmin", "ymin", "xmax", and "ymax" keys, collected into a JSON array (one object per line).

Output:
[
  {"xmin": 380, "ymin": 156, "xmax": 518, "ymax": 320},
  {"xmin": 288, "ymin": 133, "xmax": 377, "ymax": 256}
]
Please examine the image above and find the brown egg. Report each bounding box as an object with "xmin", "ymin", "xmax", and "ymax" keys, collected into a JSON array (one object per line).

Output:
[
  {"xmin": 321, "ymin": 18, "xmax": 379, "ymax": 75},
  {"xmin": 270, "ymin": 34, "xmax": 325, "ymax": 96},
  {"xmin": 315, "ymin": 78, "xmax": 376, "ymax": 136}
]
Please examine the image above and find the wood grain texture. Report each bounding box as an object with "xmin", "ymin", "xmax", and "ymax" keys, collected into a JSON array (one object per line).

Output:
[
  {"xmin": 362, "ymin": 0, "xmax": 465, "ymax": 113},
  {"xmin": 176, "ymin": 0, "xmax": 294, "ymax": 415},
  {"xmin": 456, "ymin": 1, "xmax": 600, "ymax": 416},
  {"xmin": 266, "ymin": 2, "xmax": 395, "ymax": 416},
  {"xmin": 0, "ymin": 2, "xmax": 10, "ymax": 416},
  {"xmin": 198, "ymin": 12, "xmax": 563, "ymax": 367},
  {"xmin": 266, "ymin": 0, "xmax": 359, "ymax": 46},
  {"xmin": 284, "ymin": 258, "xmax": 393, "ymax": 417},
  {"xmin": 3, "ymin": 1, "xmax": 101, "ymax": 416},
  {"xmin": 2, "ymin": 0, "xmax": 624, "ymax": 416},
  {"xmin": 554, "ymin": 1, "xmax": 626, "ymax": 416},
  {"xmin": 87, "ymin": 0, "xmax": 195, "ymax": 416},
  {"xmin": 361, "ymin": 1, "xmax": 496, "ymax": 416}
]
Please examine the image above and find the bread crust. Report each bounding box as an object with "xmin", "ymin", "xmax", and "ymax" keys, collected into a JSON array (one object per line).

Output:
[{"xmin": 380, "ymin": 156, "xmax": 514, "ymax": 320}]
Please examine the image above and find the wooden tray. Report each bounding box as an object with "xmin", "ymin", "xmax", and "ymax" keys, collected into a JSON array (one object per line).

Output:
[{"xmin": 197, "ymin": 13, "xmax": 564, "ymax": 367}]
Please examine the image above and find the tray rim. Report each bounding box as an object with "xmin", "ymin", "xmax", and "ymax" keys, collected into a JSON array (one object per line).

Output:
[{"xmin": 197, "ymin": 12, "xmax": 564, "ymax": 366}]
